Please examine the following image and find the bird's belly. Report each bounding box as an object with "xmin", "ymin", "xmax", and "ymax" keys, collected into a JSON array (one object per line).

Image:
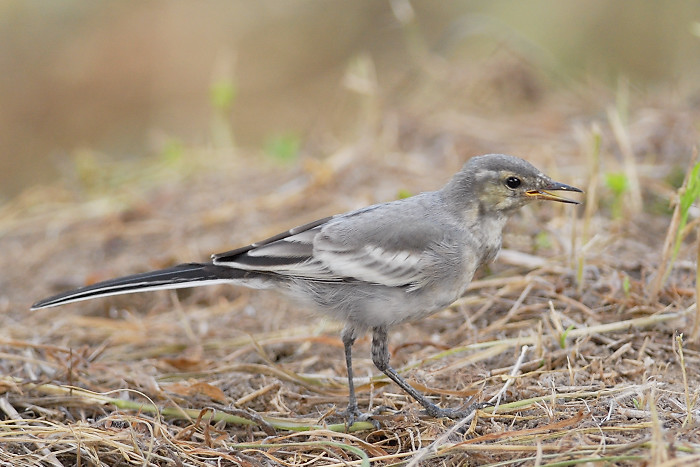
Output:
[
  {"xmin": 288, "ymin": 280, "xmax": 463, "ymax": 331},
  {"xmin": 343, "ymin": 292, "xmax": 450, "ymax": 329}
]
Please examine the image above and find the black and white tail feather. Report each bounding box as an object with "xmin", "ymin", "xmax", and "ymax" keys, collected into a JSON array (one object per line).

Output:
[
  {"xmin": 31, "ymin": 263, "xmax": 243, "ymax": 309},
  {"xmin": 31, "ymin": 216, "xmax": 338, "ymax": 310}
]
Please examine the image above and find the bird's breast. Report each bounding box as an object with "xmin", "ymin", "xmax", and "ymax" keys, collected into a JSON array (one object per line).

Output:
[{"xmin": 473, "ymin": 215, "xmax": 506, "ymax": 264}]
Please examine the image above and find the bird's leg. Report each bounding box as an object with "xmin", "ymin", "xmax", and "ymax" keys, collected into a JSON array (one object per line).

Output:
[
  {"xmin": 339, "ymin": 326, "xmax": 389, "ymax": 428},
  {"xmin": 371, "ymin": 326, "xmax": 486, "ymax": 419},
  {"xmin": 340, "ymin": 326, "xmax": 363, "ymax": 423}
]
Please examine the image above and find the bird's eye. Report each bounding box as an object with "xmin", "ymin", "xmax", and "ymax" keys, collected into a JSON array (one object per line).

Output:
[{"xmin": 505, "ymin": 176, "xmax": 521, "ymax": 189}]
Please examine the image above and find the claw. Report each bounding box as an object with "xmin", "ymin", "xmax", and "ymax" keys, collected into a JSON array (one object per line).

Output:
[
  {"xmin": 423, "ymin": 401, "xmax": 491, "ymax": 420},
  {"xmin": 339, "ymin": 405, "xmax": 389, "ymax": 431}
]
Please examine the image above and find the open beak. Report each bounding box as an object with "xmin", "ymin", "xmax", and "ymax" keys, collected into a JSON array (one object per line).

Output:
[{"xmin": 525, "ymin": 181, "xmax": 583, "ymax": 204}]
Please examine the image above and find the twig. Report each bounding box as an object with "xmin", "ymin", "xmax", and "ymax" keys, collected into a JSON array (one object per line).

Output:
[
  {"xmin": 405, "ymin": 345, "xmax": 529, "ymax": 467},
  {"xmin": 489, "ymin": 345, "xmax": 529, "ymax": 413},
  {"xmin": 674, "ymin": 334, "xmax": 694, "ymax": 428}
]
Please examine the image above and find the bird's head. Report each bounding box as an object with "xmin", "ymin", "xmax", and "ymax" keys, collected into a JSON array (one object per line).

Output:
[{"xmin": 446, "ymin": 154, "xmax": 583, "ymax": 214}]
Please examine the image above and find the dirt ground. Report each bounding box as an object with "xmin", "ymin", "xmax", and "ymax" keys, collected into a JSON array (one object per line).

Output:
[{"xmin": 2, "ymin": 62, "xmax": 700, "ymax": 465}]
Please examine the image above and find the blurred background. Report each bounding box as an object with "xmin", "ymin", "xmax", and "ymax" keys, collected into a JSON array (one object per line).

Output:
[
  {"xmin": 1, "ymin": 0, "xmax": 700, "ymax": 200},
  {"xmin": 3, "ymin": 3, "xmax": 700, "ymax": 462}
]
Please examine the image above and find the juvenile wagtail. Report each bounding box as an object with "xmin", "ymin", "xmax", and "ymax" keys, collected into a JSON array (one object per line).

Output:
[{"xmin": 33, "ymin": 154, "xmax": 582, "ymax": 422}]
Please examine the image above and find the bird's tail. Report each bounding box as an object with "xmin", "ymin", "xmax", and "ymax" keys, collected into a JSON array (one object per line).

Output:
[{"xmin": 31, "ymin": 262, "xmax": 246, "ymax": 310}]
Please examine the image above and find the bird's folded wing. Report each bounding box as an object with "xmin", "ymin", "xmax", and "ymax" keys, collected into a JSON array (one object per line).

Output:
[
  {"xmin": 313, "ymin": 240, "xmax": 427, "ymax": 287},
  {"xmin": 213, "ymin": 204, "xmax": 447, "ymax": 288}
]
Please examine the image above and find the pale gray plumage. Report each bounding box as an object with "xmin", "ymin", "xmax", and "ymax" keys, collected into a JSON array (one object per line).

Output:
[{"xmin": 32, "ymin": 154, "xmax": 582, "ymax": 422}]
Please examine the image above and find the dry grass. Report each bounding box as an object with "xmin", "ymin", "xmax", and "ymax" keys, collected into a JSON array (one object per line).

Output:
[{"xmin": 2, "ymin": 62, "xmax": 700, "ymax": 465}]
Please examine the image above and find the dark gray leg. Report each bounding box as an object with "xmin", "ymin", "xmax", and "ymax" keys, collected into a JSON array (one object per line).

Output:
[
  {"xmin": 341, "ymin": 326, "xmax": 361, "ymax": 420},
  {"xmin": 371, "ymin": 326, "xmax": 485, "ymax": 419}
]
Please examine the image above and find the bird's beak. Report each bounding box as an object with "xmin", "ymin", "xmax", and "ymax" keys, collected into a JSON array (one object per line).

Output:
[{"xmin": 525, "ymin": 181, "xmax": 583, "ymax": 204}]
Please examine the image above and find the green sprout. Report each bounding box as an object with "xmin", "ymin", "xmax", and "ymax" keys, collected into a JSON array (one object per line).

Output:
[
  {"xmin": 559, "ymin": 324, "xmax": 575, "ymax": 349},
  {"xmin": 210, "ymin": 79, "xmax": 237, "ymax": 113},
  {"xmin": 622, "ymin": 274, "xmax": 631, "ymax": 297},
  {"xmin": 605, "ymin": 172, "xmax": 629, "ymax": 219},
  {"xmin": 209, "ymin": 77, "xmax": 237, "ymax": 148},
  {"xmin": 397, "ymin": 189, "xmax": 413, "ymax": 199},
  {"xmin": 671, "ymin": 160, "xmax": 700, "ymax": 265},
  {"xmin": 265, "ymin": 132, "xmax": 301, "ymax": 164},
  {"xmin": 535, "ymin": 231, "xmax": 552, "ymax": 251},
  {"xmin": 160, "ymin": 138, "xmax": 184, "ymax": 164}
]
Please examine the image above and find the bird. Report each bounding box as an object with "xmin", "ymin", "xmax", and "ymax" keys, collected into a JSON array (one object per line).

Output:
[{"xmin": 32, "ymin": 154, "xmax": 582, "ymax": 422}]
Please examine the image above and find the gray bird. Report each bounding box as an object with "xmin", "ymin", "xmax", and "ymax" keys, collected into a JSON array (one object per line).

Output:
[{"xmin": 32, "ymin": 154, "xmax": 582, "ymax": 422}]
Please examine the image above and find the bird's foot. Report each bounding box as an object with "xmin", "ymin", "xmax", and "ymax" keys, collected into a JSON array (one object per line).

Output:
[
  {"xmin": 422, "ymin": 401, "xmax": 492, "ymax": 420},
  {"xmin": 339, "ymin": 404, "xmax": 389, "ymax": 430}
]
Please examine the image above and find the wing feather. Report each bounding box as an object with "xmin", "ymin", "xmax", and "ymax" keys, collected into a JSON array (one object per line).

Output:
[
  {"xmin": 212, "ymin": 196, "xmax": 449, "ymax": 288},
  {"xmin": 314, "ymin": 240, "xmax": 429, "ymax": 287}
]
